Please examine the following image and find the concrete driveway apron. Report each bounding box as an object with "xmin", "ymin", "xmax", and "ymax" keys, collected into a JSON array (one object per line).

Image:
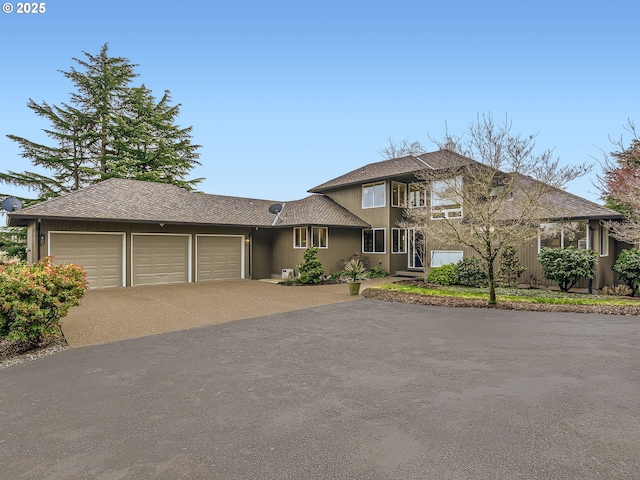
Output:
[{"xmin": 61, "ymin": 278, "xmax": 395, "ymax": 347}]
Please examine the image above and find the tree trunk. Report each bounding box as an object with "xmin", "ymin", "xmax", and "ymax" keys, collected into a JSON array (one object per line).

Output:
[{"xmin": 488, "ymin": 259, "xmax": 497, "ymax": 305}]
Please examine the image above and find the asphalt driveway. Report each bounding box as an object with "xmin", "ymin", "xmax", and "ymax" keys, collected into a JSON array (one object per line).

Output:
[{"xmin": 2, "ymin": 300, "xmax": 639, "ymax": 479}]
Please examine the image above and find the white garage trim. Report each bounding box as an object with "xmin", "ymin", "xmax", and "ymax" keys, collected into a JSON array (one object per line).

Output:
[
  {"xmin": 195, "ymin": 234, "xmax": 245, "ymax": 282},
  {"xmin": 48, "ymin": 231, "xmax": 126, "ymax": 289},
  {"xmin": 131, "ymin": 233, "xmax": 192, "ymax": 286}
]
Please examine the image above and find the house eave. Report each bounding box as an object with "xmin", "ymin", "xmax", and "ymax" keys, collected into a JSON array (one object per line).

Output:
[
  {"xmin": 7, "ymin": 213, "xmax": 272, "ymax": 229},
  {"xmin": 308, "ymin": 172, "xmax": 422, "ymax": 194},
  {"xmin": 544, "ymin": 214, "xmax": 625, "ymax": 222},
  {"xmin": 7, "ymin": 213, "xmax": 372, "ymax": 230},
  {"xmin": 272, "ymin": 223, "xmax": 371, "ymax": 229}
]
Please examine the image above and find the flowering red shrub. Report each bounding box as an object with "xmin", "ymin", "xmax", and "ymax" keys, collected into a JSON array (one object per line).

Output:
[{"xmin": 0, "ymin": 257, "xmax": 88, "ymax": 341}]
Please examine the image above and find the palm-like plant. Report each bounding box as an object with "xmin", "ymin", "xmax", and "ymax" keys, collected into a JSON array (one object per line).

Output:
[{"xmin": 344, "ymin": 258, "xmax": 367, "ymax": 282}]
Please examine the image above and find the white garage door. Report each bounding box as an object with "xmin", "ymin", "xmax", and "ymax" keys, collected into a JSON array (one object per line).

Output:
[
  {"xmin": 196, "ymin": 235, "xmax": 244, "ymax": 282},
  {"xmin": 132, "ymin": 234, "xmax": 190, "ymax": 286},
  {"xmin": 49, "ymin": 232, "xmax": 124, "ymax": 289}
]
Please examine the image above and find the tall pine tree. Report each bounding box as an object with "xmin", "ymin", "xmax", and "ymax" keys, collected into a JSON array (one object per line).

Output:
[
  {"xmin": 108, "ymin": 85, "xmax": 202, "ymax": 190},
  {"xmin": 2, "ymin": 43, "xmax": 202, "ymax": 200}
]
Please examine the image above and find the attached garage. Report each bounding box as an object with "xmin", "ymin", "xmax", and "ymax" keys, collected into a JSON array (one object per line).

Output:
[
  {"xmin": 196, "ymin": 235, "xmax": 244, "ymax": 281},
  {"xmin": 132, "ymin": 234, "xmax": 191, "ymax": 286},
  {"xmin": 49, "ymin": 232, "xmax": 125, "ymax": 289}
]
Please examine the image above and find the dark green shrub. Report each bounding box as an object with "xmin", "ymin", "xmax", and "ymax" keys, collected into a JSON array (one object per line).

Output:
[
  {"xmin": 428, "ymin": 263, "xmax": 457, "ymax": 286},
  {"xmin": 538, "ymin": 247, "xmax": 597, "ymax": 292},
  {"xmin": 328, "ymin": 271, "xmax": 346, "ymax": 282},
  {"xmin": 612, "ymin": 248, "xmax": 640, "ymax": 296},
  {"xmin": 297, "ymin": 247, "xmax": 324, "ymax": 284},
  {"xmin": 0, "ymin": 257, "xmax": 88, "ymax": 342},
  {"xmin": 454, "ymin": 257, "xmax": 488, "ymax": 287},
  {"xmin": 368, "ymin": 266, "xmax": 388, "ymax": 278},
  {"xmin": 498, "ymin": 246, "xmax": 526, "ymax": 287}
]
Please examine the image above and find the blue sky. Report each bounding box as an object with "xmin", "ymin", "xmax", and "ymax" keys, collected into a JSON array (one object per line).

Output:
[{"xmin": 0, "ymin": 0, "xmax": 638, "ymax": 207}]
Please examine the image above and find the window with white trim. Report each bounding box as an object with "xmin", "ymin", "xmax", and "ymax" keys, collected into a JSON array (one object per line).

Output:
[
  {"xmin": 392, "ymin": 228, "xmax": 406, "ymax": 254},
  {"xmin": 599, "ymin": 225, "xmax": 609, "ymax": 256},
  {"xmin": 408, "ymin": 184, "xmax": 427, "ymax": 208},
  {"xmin": 293, "ymin": 227, "xmax": 308, "ymax": 248},
  {"xmin": 363, "ymin": 228, "xmax": 386, "ymax": 253},
  {"xmin": 538, "ymin": 221, "xmax": 588, "ymax": 251},
  {"xmin": 392, "ymin": 182, "xmax": 407, "ymax": 207},
  {"xmin": 362, "ymin": 182, "xmax": 386, "ymax": 209},
  {"xmin": 431, "ymin": 250, "xmax": 464, "ymax": 267},
  {"xmin": 431, "ymin": 176, "xmax": 463, "ymax": 219},
  {"xmin": 311, "ymin": 227, "xmax": 328, "ymax": 248}
]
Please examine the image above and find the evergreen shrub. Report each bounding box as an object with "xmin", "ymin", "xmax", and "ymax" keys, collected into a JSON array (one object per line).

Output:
[
  {"xmin": 428, "ymin": 264, "xmax": 457, "ymax": 286},
  {"xmin": 0, "ymin": 257, "xmax": 88, "ymax": 342},
  {"xmin": 612, "ymin": 249, "xmax": 640, "ymax": 296}
]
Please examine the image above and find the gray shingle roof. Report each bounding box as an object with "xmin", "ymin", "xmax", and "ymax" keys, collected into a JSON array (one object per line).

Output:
[
  {"xmin": 309, "ymin": 149, "xmax": 475, "ymax": 192},
  {"xmin": 277, "ymin": 195, "xmax": 369, "ymax": 227},
  {"xmin": 309, "ymin": 150, "xmax": 620, "ymax": 221},
  {"xmin": 515, "ymin": 174, "xmax": 622, "ymax": 220},
  {"xmin": 7, "ymin": 178, "xmax": 369, "ymax": 228}
]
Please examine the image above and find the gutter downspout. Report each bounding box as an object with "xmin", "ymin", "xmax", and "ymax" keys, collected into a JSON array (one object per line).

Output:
[
  {"xmin": 248, "ymin": 232, "xmax": 253, "ymax": 279},
  {"xmin": 37, "ymin": 218, "xmax": 41, "ymax": 262},
  {"xmin": 589, "ymin": 223, "xmax": 595, "ymax": 293}
]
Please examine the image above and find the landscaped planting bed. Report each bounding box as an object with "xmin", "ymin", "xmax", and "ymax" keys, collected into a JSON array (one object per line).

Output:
[{"xmin": 363, "ymin": 280, "xmax": 640, "ymax": 315}]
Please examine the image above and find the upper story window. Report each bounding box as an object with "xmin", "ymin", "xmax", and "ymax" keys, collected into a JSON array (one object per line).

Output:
[
  {"xmin": 431, "ymin": 176, "xmax": 463, "ymax": 219},
  {"xmin": 539, "ymin": 221, "xmax": 588, "ymax": 252},
  {"xmin": 408, "ymin": 184, "xmax": 427, "ymax": 208},
  {"xmin": 362, "ymin": 182, "xmax": 386, "ymax": 209},
  {"xmin": 391, "ymin": 182, "xmax": 407, "ymax": 207}
]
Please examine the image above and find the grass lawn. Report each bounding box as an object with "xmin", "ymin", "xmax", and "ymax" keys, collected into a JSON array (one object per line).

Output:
[{"xmin": 373, "ymin": 282, "xmax": 640, "ymax": 307}]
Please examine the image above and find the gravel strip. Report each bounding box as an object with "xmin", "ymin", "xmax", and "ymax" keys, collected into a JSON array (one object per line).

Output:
[{"xmin": 0, "ymin": 337, "xmax": 68, "ymax": 369}]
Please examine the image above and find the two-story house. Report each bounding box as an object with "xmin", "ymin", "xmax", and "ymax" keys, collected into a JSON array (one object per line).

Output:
[{"xmin": 7, "ymin": 149, "xmax": 625, "ymax": 290}]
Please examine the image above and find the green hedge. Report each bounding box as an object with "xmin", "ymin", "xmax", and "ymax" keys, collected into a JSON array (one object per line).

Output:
[
  {"xmin": 455, "ymin": 257, "xmax": 488, "ymax": 287},
  {"xmin": 613, "ymin": 249, "xmax": 640, "ymax": 296},
  {"xmin": 428, "ymin": 263, "xmax": 457, "ymax": 285},
  {"xmin": 538, "ymin": 247, "xmax": 597, "ymax": 292},
  {"xmin": 0, "ymin": 257, "xmax": 88, "ymax": 342}
]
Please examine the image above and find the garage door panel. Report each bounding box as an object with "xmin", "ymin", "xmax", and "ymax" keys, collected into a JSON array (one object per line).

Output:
[
  {"xmin": 50, "ymin": 233, "xmax": 123, "ymax": 289},
  {"xmin": 132, "ymin": 235, "xmax": 190, "ymax": 286},
  {"xmin": 197, "ymin": 236, "xmax": 243, "ymax": 282}
]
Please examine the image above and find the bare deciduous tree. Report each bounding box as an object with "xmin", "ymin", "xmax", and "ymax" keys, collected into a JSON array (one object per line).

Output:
[
  {"xmin": 399, "ymin": 113, "xmax": 590, "ymax": 304},
  {"xmin": 379, "ymin": 137, "xmax": 425, "ymax": 160}
]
